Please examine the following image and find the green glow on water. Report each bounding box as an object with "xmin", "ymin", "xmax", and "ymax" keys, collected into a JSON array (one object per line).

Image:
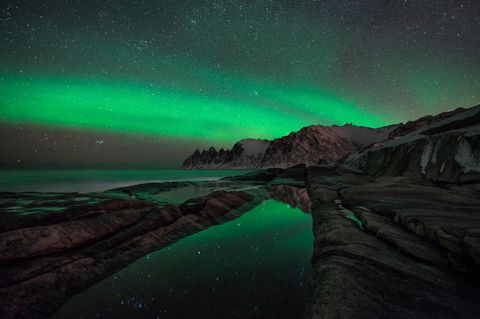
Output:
[{"xmin": 53, "ymin": 200, "xmax": 313, "ymax": 318}]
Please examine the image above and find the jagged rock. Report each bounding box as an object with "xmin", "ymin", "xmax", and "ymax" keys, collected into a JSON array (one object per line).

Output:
[{"xmin": 182, "ymin": 139, "xmax": 270, "ymax": 169}]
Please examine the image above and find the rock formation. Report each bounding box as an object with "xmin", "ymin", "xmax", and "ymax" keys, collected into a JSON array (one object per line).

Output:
[
  {"xmin": 306, "ymin": 167, "xmax": 480, "ymax": 318},
  {"xmin": 182, "ymin": 139, "xmax": 270, "ymax": 169},
  {"xmin": 343, "ymin": 105, "xmax": 480, "ymax": 183}
]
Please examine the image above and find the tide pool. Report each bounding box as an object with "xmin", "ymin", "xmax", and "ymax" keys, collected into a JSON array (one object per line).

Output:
[{"xmin": 52, "ymin": 200, "xmax": 313, "ymax": 319}]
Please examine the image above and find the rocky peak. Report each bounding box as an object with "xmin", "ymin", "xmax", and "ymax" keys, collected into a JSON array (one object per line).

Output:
[
  {"xmin": 182, "ymin": 122, "xmax": 398, "ymax": 169},
  {"xmin": 182, "ymin": 139, "xmax": 270, "ymax": 169}
]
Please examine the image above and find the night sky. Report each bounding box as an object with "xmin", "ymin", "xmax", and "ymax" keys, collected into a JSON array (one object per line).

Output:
[{"xmin": 1, "ymin": 0, "xmax": 479, "ymax": 168}]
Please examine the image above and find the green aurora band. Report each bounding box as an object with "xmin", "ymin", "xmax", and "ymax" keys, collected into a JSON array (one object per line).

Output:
[
  {"xmin": 0, "ymin": 71, "xmax": 389, "ymax": 144},
  {"xmin": 1, "ymin": 1, "xmax": 479, "ymax": 153}
]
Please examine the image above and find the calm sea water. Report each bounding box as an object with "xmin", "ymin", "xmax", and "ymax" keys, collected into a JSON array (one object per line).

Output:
[
  {"xmin": 52, "ymin": 200, "xmax": 313, "ymax": 319},
  {"xmin": 0, "ymin": 170, "xmax": 251, "ymax": 193}
]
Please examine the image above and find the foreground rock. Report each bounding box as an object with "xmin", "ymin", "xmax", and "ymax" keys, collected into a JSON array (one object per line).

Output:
[
  {"xmin": 306, "ymin": 167, "xmax": 480, "ymax": 318},
  {"xmin": 0, "ymin": 166, "xmax": 310, "ymax": 319},
  {"xmin": 0, "ymin": 186, "xmax": 264, "ymax": 319},
  {"xmin": 3, "ymin": 159, "xmax": 480, "ymax": 318}
]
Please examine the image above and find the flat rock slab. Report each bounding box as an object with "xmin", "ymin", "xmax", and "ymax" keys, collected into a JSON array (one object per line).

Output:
[{"xmin": 306, "ymin": 168, "xmax": 480, "ymax": 318}]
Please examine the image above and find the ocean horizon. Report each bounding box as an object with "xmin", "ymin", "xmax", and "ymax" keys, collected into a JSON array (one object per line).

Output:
[{"xmin": 0, "ymin": 169, "xmax": 252, "ymax": 193}]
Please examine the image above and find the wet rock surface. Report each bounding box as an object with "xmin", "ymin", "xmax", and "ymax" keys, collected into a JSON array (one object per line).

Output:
[
  {"xmin": 306, "ymin": 167, "xmax": 480, "ymax": 318},
  {"xmin": 0, "ymin": 186, "xmax": 264, "ymax": 319},
  {"xmin": 0, "ymin": 167, "xmax": 311, "ymax": 319}
]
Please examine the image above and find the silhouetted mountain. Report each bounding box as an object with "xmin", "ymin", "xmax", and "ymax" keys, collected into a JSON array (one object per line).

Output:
[
  {"xmin": 182, "ymin": 124, "xmax": 398, "ymax": 169},
  {"xmin": 182, "ymin": 139, "xmax": 270, "ymax": 169}
]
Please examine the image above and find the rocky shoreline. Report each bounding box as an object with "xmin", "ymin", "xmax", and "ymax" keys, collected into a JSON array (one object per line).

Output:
[
  {"xmin": 1, "ymin": 164, "xmax": 480, "ymax": 318},
  {"xmin": 0, "ymin": 169, "xmax": 311, "ymax": 319},
  {"xmin": 304, "ymin": 105, "xmax": 480, "ymax": 319},
  {"xmin": 0, "ymin": 186, "xmax": 265, "ymax": 319},
  {"xmin": 306, "ymin": 167, "xmax": 480, "ymax": 318}
]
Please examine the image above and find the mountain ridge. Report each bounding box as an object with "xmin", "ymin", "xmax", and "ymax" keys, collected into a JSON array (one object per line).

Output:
[{"xmin": 182, "ymin": 106, "xmax": 473, "ymax": 169}]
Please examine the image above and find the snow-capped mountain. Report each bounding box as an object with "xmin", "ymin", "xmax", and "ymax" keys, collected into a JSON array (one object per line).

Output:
[
  {"xmin": 182, "ymin": 124, "xmax": 398, "ymax": 169},
  {"xmin": 182, "ymin": 106, "xmax": 478, "ymax": 171}
]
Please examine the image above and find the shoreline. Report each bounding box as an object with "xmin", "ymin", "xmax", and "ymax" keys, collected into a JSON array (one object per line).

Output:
[{"xmin": 1, "ymin": 166, "xmax": 480, "ymax": 318}]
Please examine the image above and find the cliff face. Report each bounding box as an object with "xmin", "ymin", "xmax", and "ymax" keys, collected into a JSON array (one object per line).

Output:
[
  {"xmin": 343, "ymin": 105, "xmax": 480, "ymax": 183},
  {"xmin": 182, "ymin": 124, "xmax": 397, "ymax": 169}
]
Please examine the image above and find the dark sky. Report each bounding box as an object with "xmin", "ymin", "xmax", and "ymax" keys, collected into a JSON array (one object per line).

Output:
[{"xmin": 1, "ymin": 0, "xmax": 479, "ymax": 168}]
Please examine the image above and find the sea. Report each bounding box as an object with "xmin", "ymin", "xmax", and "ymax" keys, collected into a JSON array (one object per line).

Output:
[{"xmin": 0, "ymin": 169, "xmax": 251, "ymax": 193}]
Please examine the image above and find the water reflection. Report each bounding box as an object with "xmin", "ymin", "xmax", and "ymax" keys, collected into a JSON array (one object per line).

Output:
[
  {"xmin": 2, "ymin": 181, "xmax": 312, "ymax": 319},
  {"xmin": 267, "ymin": 185, "xmax": 311, "ymax": 213},
  {"xmin": 52, "ymin": 200, "xmax": 313, "ymax": 319}
]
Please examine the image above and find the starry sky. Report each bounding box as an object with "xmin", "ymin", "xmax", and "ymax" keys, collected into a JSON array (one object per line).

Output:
[{"xmin": 1, "ymin": 0, "xmax": 479, "ymax": 168}]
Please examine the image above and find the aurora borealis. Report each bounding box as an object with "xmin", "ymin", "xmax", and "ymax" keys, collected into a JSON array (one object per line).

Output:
[
  {"xmin": 0, "ymin": 71, "xmax": 387, "ymax": 140},
  {"xmin": 1, "ymin": 0, "xmax": 479, "ymax": 167}
]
